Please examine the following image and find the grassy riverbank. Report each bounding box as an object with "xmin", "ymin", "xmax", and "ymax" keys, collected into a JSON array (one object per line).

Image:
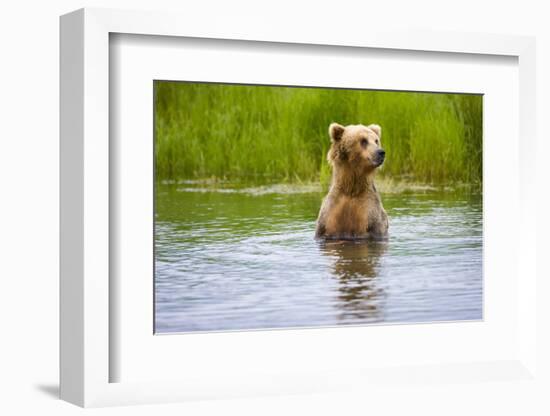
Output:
[{"xmin": 155, "ymin": 81, "xmax": 482, "ymax": 185}]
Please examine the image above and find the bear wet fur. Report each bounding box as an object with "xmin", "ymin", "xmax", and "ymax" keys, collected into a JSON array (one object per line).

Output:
[{"xmin": 315, "ymin": 122, "xmax": 389, "ymax": 240}]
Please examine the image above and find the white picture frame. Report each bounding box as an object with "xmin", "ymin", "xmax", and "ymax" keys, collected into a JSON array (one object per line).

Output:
[{"xmin": 60, "ymin": 7, "xmax": 538, "ymax": 408}]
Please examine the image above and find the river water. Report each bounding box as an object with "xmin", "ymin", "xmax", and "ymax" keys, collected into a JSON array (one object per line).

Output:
[{"xmin": 155, "ymin": 182, "xmax": 482, "ymax": 333}]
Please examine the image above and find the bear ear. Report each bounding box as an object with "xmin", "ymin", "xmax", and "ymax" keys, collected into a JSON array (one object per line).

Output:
[
  {"xmin": 329, "ymin": 123, "xmax": 345, "ymax": 142},
  {"xmin": 368, "ymin": 124, "xmax": 382, "ymax": 138}
]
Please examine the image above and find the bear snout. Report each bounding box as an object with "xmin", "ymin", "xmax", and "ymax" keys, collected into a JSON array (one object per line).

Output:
[{"xmin": 375, "ymin": 149, "xmax": 386, "ymax": 165}]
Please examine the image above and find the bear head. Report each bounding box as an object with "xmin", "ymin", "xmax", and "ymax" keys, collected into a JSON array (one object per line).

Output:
[{"xmin": 327, "ymin": 123, "xmax": 385, "ymax": 173}]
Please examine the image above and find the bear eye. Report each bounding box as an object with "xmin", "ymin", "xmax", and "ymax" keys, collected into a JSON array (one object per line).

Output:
[
  {"xmin": 375, "ymin": 139, "xmax": 379, "ymax": 145},
  {"xmin": 360, "ymin": 138, "xmax": 368, "ymax": 148}
]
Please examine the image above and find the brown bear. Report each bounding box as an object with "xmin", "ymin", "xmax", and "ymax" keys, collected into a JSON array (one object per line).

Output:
[{"xmin": 315, "ymin": 122, "xmax": 389, "ymax": 240}]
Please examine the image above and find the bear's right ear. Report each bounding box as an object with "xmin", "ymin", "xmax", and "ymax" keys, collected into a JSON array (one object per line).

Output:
[{"xmin": 329, "ymin": 123, "xmax": 345, "ymax": 142}]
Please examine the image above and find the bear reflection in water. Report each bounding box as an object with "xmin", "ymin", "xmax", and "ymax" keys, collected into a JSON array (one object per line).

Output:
[{"xmin": 318, "ymin": 240, "xmax": 387, "ymax": 322}]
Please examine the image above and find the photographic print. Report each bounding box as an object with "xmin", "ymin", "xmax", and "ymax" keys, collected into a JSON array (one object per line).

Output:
[{"xmin": 154, "ymin": 81, "xmax": 483, "ymax": 334}]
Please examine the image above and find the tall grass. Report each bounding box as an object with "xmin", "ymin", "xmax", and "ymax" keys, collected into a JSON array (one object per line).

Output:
[{"xmin": 155, "ymin": 81, "xmax": 482, "ymax": 185}]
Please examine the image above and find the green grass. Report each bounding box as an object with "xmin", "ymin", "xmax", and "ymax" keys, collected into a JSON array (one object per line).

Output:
[{"xmin": 155, "ymin": 81, "xmax": 482, "ymax": 185}]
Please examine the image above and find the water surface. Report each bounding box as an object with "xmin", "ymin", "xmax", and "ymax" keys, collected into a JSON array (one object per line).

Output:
[{"xmin": 155, "ymin": 182, "xmax": 482, "ymax": 333}]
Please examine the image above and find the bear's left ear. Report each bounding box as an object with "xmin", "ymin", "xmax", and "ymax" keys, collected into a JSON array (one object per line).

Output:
[{"xmin": 368, "ymin": 124, "xmax": 382, "ymax": 138}]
